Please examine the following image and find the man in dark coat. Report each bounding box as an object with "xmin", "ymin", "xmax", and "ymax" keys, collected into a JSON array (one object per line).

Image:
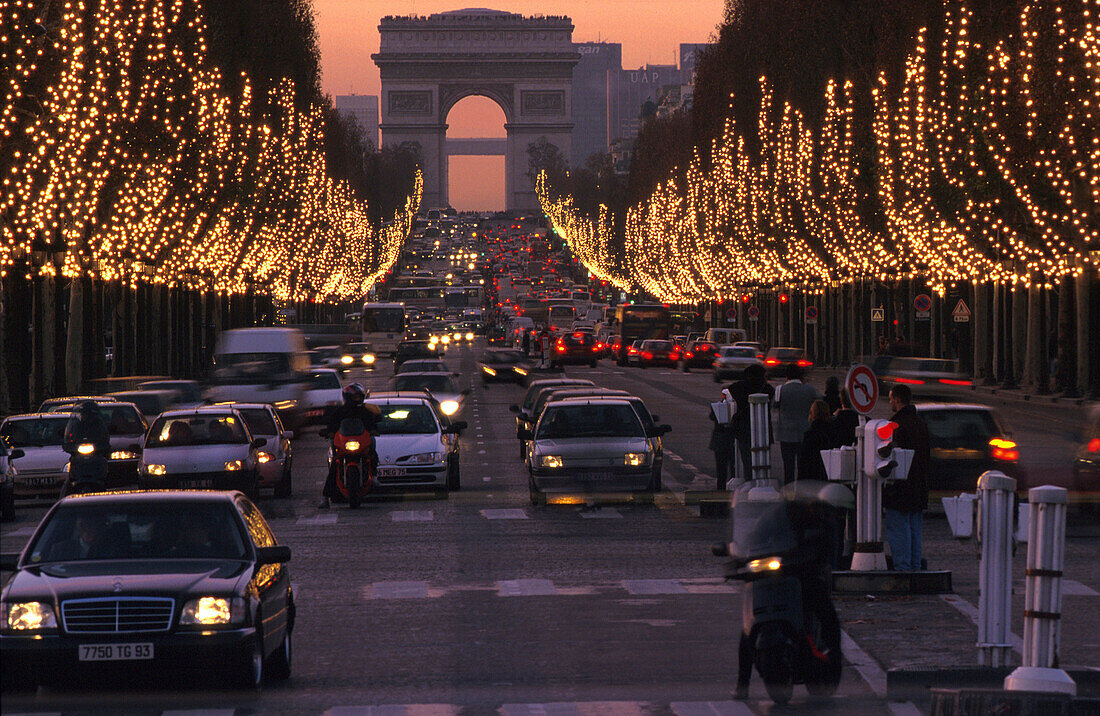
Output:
[
  {"xmin": 881, "ymin": 384, "xmax": 931, "ymax": 571},
  {"xmin": 727, "ymin": 364, "xmax": 775, "ymax": 479}
]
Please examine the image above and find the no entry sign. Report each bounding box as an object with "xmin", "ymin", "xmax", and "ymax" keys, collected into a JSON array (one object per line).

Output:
[{"xmin": 845, "ymin": 364, "xmax": 879, "ymax": 415}]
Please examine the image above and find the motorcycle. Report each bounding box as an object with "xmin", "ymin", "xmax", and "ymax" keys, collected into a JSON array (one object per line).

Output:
[
  {"xmin": 326, "ymin": 418, "xmax": 375, "ymax": 508},
  {"xmin": 61, "ymin": 442, "xmax": 109, "ymax": 496},
  {"xmin": 715, "ymin": 481, "xmax": 851, "ymax": 704}
]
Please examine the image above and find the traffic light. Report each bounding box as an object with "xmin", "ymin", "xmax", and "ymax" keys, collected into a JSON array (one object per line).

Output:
[
  {"xmin": 778, "ymin": 292, "xmax": 789, "ymax": 304},
  {"xmin": 864, "ymin": 419, "xmax": 899, "ymax": 478}
]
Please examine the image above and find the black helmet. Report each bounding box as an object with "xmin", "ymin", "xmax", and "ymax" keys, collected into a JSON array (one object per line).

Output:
[
  {"xmin": 77, "ymin": 400, "xmax": 101, "ymax": 416},
  {"xmin": 342, "ymin": 383, "xmax": 366, "ymax": 406}
]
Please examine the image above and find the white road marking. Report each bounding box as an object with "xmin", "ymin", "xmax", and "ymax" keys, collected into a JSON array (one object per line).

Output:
[
  {"xmin": 326, "ymin": 707, "xmax": 459, "ymax": 716},
  {"xmin": 391, "ymin": 510, "xmax": 434, "ymax": 522},
  {"xmin": 668, "ymin": 454, "xmax": 684, "ymax": 462},
  {"xmin": 840, "ymin": 630, "xmax": 888, "ymax": 697},
  {"xmin": 1063, "ymin": 579, "xmax": 1100, "ymax": 596},
  {"xmin": 940, "ymin": 593, "xmax": 1023, "ymax": 653},
  {"xmin": 296, "ymin": 513, "xmax": 338, "ymax": 525},
  {"xmin": 622, "ymin": 579, "xmax": 686, "ymax": 595},
  {"xmin": 580, "ymin": 508, "xmax": 622, "ymax": 519},
  {"xmin": 367, "ymin": 581, "xmax": 429, "ymax": 599},
  {"xmin": 483, "ymin": 477, "xmax": 491, "ymax": 482},
  {"xmin": 481, "ymin": 508, "xmax": 528, "ymax": 520},
  {"xmin": 497, "ymin": 579, "xmax": 558, "ymax": 597},
  {"xmin": 671, "ymin": 701, "xmax": 754, "ymax": 716}
]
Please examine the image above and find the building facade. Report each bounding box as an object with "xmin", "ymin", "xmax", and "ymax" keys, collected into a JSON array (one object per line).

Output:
[
  {"xmin": 334, "ymin": 94, "xmax": 380, "ymax": 150},
  {"xmin": 571, "ymin": 42, "xmax": 622, "ymax": 168}
]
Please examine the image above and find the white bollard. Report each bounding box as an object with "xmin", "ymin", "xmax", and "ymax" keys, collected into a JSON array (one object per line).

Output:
[
  {"xmin": 1005, "ymin": 486, "xmax": 1076, "ymax": 695},
  {"xmin": 850, "ymin": 415, "xmax": 887, "ymax": 571},
  {"xmin": 748, "ymin": 393, "xmax": 772, "ymax": 484},
  {"xmin": 976, "ymin": 471, "xmax": 1016, "ymax": 667}
]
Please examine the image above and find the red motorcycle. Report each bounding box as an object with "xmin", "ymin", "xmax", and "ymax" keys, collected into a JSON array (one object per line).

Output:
[{"xmin": 330, "ymin": 418, "xmax": 375, "ymax": 508}]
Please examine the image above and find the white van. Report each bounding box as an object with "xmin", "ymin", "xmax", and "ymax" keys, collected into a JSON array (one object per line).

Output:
[
  {"xmin": 206, "ymin": 328, "xmax": 312, "ymax": 427},
  {"xmin": 547, "ymin": 305, "xmax": 576, "ymax": 332},
  {"xmin": 704, "ymin": 327, "xmax": 748, "ymax": 346}
]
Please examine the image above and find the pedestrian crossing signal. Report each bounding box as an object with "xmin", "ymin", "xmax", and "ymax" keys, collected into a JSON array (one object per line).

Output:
[{"xmin": 863, "ymin": 419, "xmax": 914, "ymax": 480}]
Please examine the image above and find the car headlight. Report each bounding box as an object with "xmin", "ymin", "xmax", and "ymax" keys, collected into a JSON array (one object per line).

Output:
[
  {"xmin": 430, "ymin": 336, "xmax": 439, "ymax": 344},
  {"xmin": 747, "ymin": 557, "xmax": 783, "ymax": 573},
  {"xmin": 179, "ymin": 597, "xmax": 244, "ymax": 626},
  {"xmin": 110, "ymin": 451, "xmax": 137, "ymax": 461},
  {"xmin": 482, "ymin": 366, "xmax": 497, "ymax": 376},
  {"xmin": 144, "ymin": 463, "xmax": 167, "ymax": 476},
  {"xmin": 401, "ymin": 452, "xmax": 444, "ymax": 465},
  {"xmin": 3, "ymin": 601, "xmax": 57, "ymax": 630},
  {"xmin": 224, "ymin": 460, "xmax": 242, "ymax": 471},
  {"xmin": 341, "ymin": 355, "xmax": 354, "ymax": 365},
  {"xmin": 441, "ymin": 335, "xmax": 451, "ymax": 345},
  {"xmin": 465, "ymin": 332, "xmax": 475, "ymax": 341},
  {"xmin": 624, "ymin": 452, "xmax": 650, "ymax": 467},
  {"xmin": 344, "ymin": 440, "xmax": 361, "ymax": 452},
  {"xmin": 540, "ymin": 455, "xmax": 564, "ymax": 468},
  {"xmin": 363, "ymin": 354, "xmax": 376, "ymax": 364},
  {"xmin": 76, "ymin": 443, "xmax": 96, "ymax": 456},
  {"xmin": 256, "ymin": 451, "xmax": 273, "ymax": 464},
  {"xmin": 63, "ymin": 461, "xmax": 71, "ymax": 473},
  {"xmin": 453, "ymin": 332, "xmax": 462, "ymax": 340},
  {"xmin": 439, "ymin": 400, "xmax": 460, "ymax": 416}
]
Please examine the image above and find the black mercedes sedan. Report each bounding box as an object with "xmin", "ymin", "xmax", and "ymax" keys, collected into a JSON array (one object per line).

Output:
[{"xmin": 0, "ymin": 490, "xmax": 293, "ymax": 691}]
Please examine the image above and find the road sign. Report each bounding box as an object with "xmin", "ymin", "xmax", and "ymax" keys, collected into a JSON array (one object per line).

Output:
[
  {"xmin": 952, "ymin": 299, "xmax": 971, "ymax": 323},
  {"xmin": 845, "ymin": 364, "xmax": 879, "ymax": 415},
  {"xmin": 726, "ymin": 307, "xmax": 738, "ymax": 322},
  {"xmin": 747, "ymin": 305, "xmax": 759, "ymax": 322},
  {"xmin": 914, "ymin": 294, "xmax": 932, "ymax": 312},
  {"xmin": 805, "ymin": 306, "xmax": 818, "ymax": 324},
  {"xmin": 871, "ymin": 307, "xmax": 885, "ymax": 322}
]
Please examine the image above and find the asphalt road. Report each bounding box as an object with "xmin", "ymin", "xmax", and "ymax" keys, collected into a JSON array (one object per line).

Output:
[{"xmin": 2, "ymin": 342, "xmax": 1095, "ymax": 715}]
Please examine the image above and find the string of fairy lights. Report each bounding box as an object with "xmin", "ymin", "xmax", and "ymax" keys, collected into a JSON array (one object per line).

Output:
[
  {"xmin": 540, "ymin": 0, "xmax": 1098, "ymax": 302},
  {"xmin": 1, "ymin": 0, "xmax": 420, "ymax": 302}
]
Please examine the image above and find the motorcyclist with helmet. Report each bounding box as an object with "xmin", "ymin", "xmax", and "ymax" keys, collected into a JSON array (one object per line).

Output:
[
  {"xmin": 318, "ymin": 383, "xmax": 381, "ymax": 508},
  {"xmin": 62, "ymin": 400, "xmax": 112, "ymax": 493}
]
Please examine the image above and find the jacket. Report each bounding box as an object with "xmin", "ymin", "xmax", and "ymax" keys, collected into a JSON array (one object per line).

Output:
[
  {"xmin": 775, "ymin": 380, "xmax": 820, "ymax": 443},
  {"xmin": 797, "ymin": 417, "xmax": 833, "ymax": 481},
  {"xmin": 326, "ymin": 402, "xmax": 382, "ymax": 437},
  {"xmin": 882, "ymin": 404, "xmax": 931, "ymax": 512},
  {"xmin": 830, "ymin": 409, "xmax": 860, "ymax": 447},
  {"xmin": 726, "ymin": 379, "xmax": 774, "ymax": 442}
]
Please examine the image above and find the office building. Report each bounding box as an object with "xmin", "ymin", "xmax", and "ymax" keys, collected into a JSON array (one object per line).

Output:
[{"xmin": 334, "ymin": 94, "xmax": 379, "ymax": 150}]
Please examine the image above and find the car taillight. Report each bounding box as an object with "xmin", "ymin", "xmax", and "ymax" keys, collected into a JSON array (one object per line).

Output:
[
  {"xmin": 592, "ymin": 345, "xmax": 601, "ymax": 352},
  {"xmin": 939, "ymin": 379, "xmax": 972, "ymax": 386},
  {"xmin": 989, "ymin": 438, "xmax": 1019, "ymax": 461},
  {"xmin": 1088, "ymin": 438, "xmax": 1100, "ymax": 453},
  {"xmin": 797, "ymin": 359, "xmax": 812, "ymax": 367},
  {"xmin": 765, "ymin": 358, "xmax": 779, "ymax": 365},
  {"xmin": 684, "ymin": 352, "xmax": 694, "ymax": 359},
  {"xmin": 642, "ymin": 351, "xmax": 654, "ymax": 360},
  {"xmin": 895, "ymin": 377, "xmax": 924, "ymax": 385}
]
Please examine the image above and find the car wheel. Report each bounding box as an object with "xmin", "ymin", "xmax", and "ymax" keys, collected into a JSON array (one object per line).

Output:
[
  {"xmin": 529, "ymin": 481, "xmax": 544, "ymax": 506},
  {"xmin": 274, "ymin": 459, "xmax": 292, "ymax": 498},
  {"xmin": 650, "ymin": 467, "xmax": 663, "ymax": 493},
  {"xmin": 590, "ymin": 359, "xmax": 598, "ymax": 368},
  {"xmin": 265, "ymin": 629, "xmax": 292, "ymax": 682},
  {"xmin": 230, "ymin": 635, "xmax": 264, "ymax": 689},
  {"xmin": 0, "ymin": 494, "xmax": 14, "ymax": 522},
  {"xmin": 448, "ymin": 457, "xmax": 461, "ymax": 491}
]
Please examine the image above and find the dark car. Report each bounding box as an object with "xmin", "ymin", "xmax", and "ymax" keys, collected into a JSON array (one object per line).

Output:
[
  {"xmin": 678, "ymin": 340, "xmax": 719, "ymax": 371},
  {"xmin": 1072, "ymin": 406, "xmax": 1099, "ymax": 513},
  {"xmin": 763, "ymin": 346, "xmax": 813, "ymax": 377},
  {"xmin": 0, "ymin": 491, "xmax": 293, "ymax": 691},
  {"xmin": 917, "ymin": 403, "xmax": 1024, "ymax": 495},
  {"xmin": 509, "ymin": 379, "xmax": 595, "ymax": 460},
  {"xmin": 477, "ymin": 350, "xmax": 531, "ymax": 384},
  {"xmin": 635, "ymin": 339, "xmax": 680, "ymax": 368},
  {"xmin": 551, "ymin": 331, "xmax": 601, "ymax": 368},
  {"xmin": 393, "ymin": 340, "xmax": 438, "ymax": 369}
]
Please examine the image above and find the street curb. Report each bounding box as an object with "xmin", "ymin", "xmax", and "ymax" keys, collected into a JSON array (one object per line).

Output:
[{"xmin": 886, "ymin": 666, "xmax": 1100, "ymax": 702}]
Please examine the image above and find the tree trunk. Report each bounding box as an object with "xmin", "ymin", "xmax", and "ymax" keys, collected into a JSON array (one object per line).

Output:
[
  {"xmin": 1024, "ymin": 279, "xmax": 1043, "ymax": 389},
  {"xmin": 974, "ymin": 282, "xmax": 990, "ymax": 381},
  {"xmin": 1010, "ymin": 284, "xmax": 1027, "ymax": 387},
  {"xmin": 1056, "ymin": 275, "xmax": 1074, "ymax": 394},
  {"xmin": 1077, "ymin": 269, "xmax": 1092, "ymax": 398},
  {"xmin": 64, "ymin": 276, "xmax": 85, "ymax": 393}
]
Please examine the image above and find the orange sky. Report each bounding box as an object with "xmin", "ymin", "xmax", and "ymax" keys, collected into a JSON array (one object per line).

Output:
[{"xmin": 312, "ymin": 0, "xmax": 726, "ymax": 209}]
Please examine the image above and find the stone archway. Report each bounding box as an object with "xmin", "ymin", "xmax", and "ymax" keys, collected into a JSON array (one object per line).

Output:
[{"xmin": 372, "ymin": 9, "xmax": 579, "ymax": 211}]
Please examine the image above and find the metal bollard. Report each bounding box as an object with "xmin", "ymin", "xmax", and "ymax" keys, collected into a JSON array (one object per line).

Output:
[
  {"xmin": 850, "ymin": 416, "xmax": 887, "ymax": 571},
  {"xmin": 976, "ymin": 470, "xmax": 1016, "ymax": 667},
  {"xmin": 748, "ymin": 393, "xmax": 773, "ymax": 484},
  {"xmin": 1005, "ymin": 486, "xmax": 1076, "ymax": 695}
]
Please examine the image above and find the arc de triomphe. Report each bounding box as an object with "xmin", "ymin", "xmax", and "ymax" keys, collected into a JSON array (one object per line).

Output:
[{"xmin": 372, "ymin": 9, "xmax": 579, "ymax": 211}]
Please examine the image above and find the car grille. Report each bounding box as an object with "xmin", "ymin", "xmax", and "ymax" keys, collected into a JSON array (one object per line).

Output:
[{"xmin": 62, "ymin": 597, "xmax": 175, "ymax": 634}]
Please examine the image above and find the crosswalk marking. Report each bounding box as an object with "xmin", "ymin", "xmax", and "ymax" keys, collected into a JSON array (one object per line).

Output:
[
  {"xmin": 366, "ymin": 581, "xmax": 428, "ymax": 599},
  {"xmin": 326, "ymin": 707, "xmax": 459, "ymax": 716},
  {"xmin": 297, "ymin": 513, "xmax": 338, "ymax": 525},
  {"xmin": 391, "ymin": 510, "xmax": 434, "ymax": 522},
  {"xmin": 497, "ymin": 578, "xmax": 557, "ymax": 597},
  {"xmin": 622, "ymin": 579, "xmax": 686, "ymax": 595},
  {"xmin": 481, "ymin": 508, "xmax": 528, "ymax": 520}
]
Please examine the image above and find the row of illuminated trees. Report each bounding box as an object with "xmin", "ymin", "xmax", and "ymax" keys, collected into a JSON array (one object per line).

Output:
[{"xmin": 1, "ymin": 0, "xmax": 421, "ymax": 302}]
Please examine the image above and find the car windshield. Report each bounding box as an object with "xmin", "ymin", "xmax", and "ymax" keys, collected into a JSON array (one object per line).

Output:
[
  {"xmin": 770, "ymin": 349, "xmax": 803, "ymax": 359},
  {"xmin": 146, "ymin": 414, "xmax": 249, "ymax": 447},
  {"xmin": 393, "ymin": 374, "xmax": 458, "ymax": 394},
  {"xmin": 923, "ymin": 409, "xmax": 1000, "ymax": 450},
  {"xmin": 103, "ymin": 405, "xmax": 146, "ymax": 435},
  {"xmin": 25, "ymin": 502, "xmax": 249, "ymax": 563},
  {"xmin": 375, "ymin": 404, "xmax": 439, "ymax": 435},
  {"xmin": 238, "ymin": 408, "xmax": 277, "ymax": 436},
  {"xmin": 309, "ymin": 371, "xmax": 341, "ymax": 389},
  {"xmin": 314, "ymin": 347, "xmax": 342, "ymax": 359},
  {"xmin": 643, "ymin": 340, "xmax": 673, "ymax": 350},
  {"xmin": 536, "ymin": 404, "xmax": 645, "ymax": 439},
  {"xmin": 401, "ymin": 361, "xmax": 447, "ymax": 373},
  {"xmin": 722, "ymin": 347, "xmax": 757, "ymax": 358},
  {"xmin": 0, "ymin": 417, "xmax": 70, "ymax": 447},
  {"xmin": 144, "ymin": 383, "xmax": 202, "ymax": 403}
]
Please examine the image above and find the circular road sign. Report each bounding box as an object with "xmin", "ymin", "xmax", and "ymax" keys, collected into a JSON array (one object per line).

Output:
[
  {"xmin": 806, "ymin": 306, "xmax": 819, "ymax": 320},
  {"xmin": 914, "ymin": 294, "xmax": 932, "ymax": 312},
  {"xmin": 845, "ymin": 364, "xmax": 879, "ymax": 415},
  {"xmin": 747, "ymin": 305, "xmax": 760, "ymax": 318},
  {"xmin": 726, "ymin": 307, "xmax": 738, "ymax": 321}
]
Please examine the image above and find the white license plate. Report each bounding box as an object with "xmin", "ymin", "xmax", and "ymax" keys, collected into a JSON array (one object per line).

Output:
[
  {"xmin": 581, "ymin": 472, "xmax": 616, "ymax": 481},
  {"xmin": 181, "ymin": 479, "xmax": 213, "ymax": 488},
  {"xmin": 378, "ymin": 467, "xmax": 406, "ymax": 477},
  {"xmin": 24, "ymin": 477, "xmax": 62, "ymax": 487},
  {"xmin": 79, "ymin": 642, "xmax": 154, "ymax": 661}
]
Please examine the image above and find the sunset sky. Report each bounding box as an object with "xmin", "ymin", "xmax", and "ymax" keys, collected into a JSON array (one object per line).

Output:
[{"xmin": 312, "ymin": 1, "xmax": 726, "ymax": 210}]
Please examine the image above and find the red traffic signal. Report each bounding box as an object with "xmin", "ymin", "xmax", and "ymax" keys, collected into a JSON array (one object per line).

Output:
[{"xmin": 779, "ymin": 293, "xmax": 789, "ymax": 304}]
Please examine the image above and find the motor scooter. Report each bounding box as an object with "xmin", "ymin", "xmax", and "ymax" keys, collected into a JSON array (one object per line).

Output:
[
  {"xmin": 61, "ymin": 441, "xmax": 109, "ymax": 496},
  {"xmin": 326, "ymin": 418, "xmax": 375, "ymax": 508},
  {"xmin": 715, "ymin": 481, "xmax": 851, "ymax": 704}
]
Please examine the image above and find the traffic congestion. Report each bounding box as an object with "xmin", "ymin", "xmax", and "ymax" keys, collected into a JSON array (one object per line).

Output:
[{"xmin": 1, "ymin": 212, "xmax": 1097, "ymax": 712}]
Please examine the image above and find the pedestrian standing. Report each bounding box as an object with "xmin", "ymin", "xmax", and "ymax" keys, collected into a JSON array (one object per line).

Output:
[
  {"xmin": 538, "ymin": 327, "xmax": 551, "ymax": 368},
  {"xmin": 708, "ymin": 395, "xmax": 735, "ymax": 490},
  {"xmin": 775, "ymin": 364, "xmax": 819, "ymax": 484},
  {"xmin": 521, "ymin": 328, "xmax": 531, "ymax": 355},
  {"xmin": 823, "ymin": 376, "xmax": 841, "ymax": 413},
  {"xmin": 726, "ymin": 364, "xmax": 774, "ymax": 479},
  {"xmin": 882, "ymin": 384, "xmax": 931, "ymax": 571},
  {"xmin": 797, "ymin": 400, "xmax": 833, "ymax": 482},
  {"xmin": 830, "ymin": 389, "xmax": 860, "ymax": 447}
]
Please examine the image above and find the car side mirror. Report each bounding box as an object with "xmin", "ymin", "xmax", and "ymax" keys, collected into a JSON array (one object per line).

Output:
[
  {"xmin": 461, "ymin": 388, "xmax": 471, "ymax": 396},
  {"xmin": 650, "ymin": 414, "xmax": 660, "ymax": 423},
  {"xmin": 9, "ymin": 449, "xmax": 24, "ymax": 460},
  {"xmin": 251, "ymin": 439, "xmax": 266, "ymax": 450},
  {"xmin": 659, "ymin": 424, "xmax": 672, "ymax": 435},
  {"xmin": 518, "ymin": 429, "xmax": 533, "ymax": 441},
  {"xmin": 0, "ymin": 552, "xmax": 20, "ymax": 571},
  {"xmin": 509, "ymin": 405, "xmax": 520, "ymax": 413},
  {"xmin": 254, "ymin": 545, "xmax": 291, "ymax": 565},
  {"xmin": 447, "ymin": 421, "xmax": 468, "ymax": 433}
]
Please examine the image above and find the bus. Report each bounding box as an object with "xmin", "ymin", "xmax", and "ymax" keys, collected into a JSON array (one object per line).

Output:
[
  {"xmin": 360, "ymin": 302, "xmax": 407, "ymax": 355},
  {"xmin": 612, "ymin": 304, "xmax": 671, "ymax": 364},
  {"xmin": 385, "ymin": 286, "xmax": 446, "ymax": 313}
]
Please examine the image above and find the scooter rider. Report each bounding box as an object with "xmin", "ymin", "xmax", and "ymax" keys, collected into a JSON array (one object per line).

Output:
[
  {"xmin": 318, "ymin": 383, "xmax": 381, "ymax": 508},
  {"xmin": 62, "ymin": 400, "xmax": 112, "ymax": 490}
]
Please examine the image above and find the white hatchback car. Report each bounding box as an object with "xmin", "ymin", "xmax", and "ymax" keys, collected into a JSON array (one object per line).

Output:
[
  {"xmin": 138, "ymin": 408, "xmax": 265, "ymax": 496},
  {"xmin": 302, "ymin": 368, "xmax": 343, "ymax": 425},
  {"xmin": 221, "ymin": 403, "xmax": 294, "ymax": 497},
  {"xmin": 0, "ymin": 413, "xmax": 72, "ymax": 500},
  {"xmin": 367, "ymin": 393, "xmax": 466, "ymax": 492}
]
